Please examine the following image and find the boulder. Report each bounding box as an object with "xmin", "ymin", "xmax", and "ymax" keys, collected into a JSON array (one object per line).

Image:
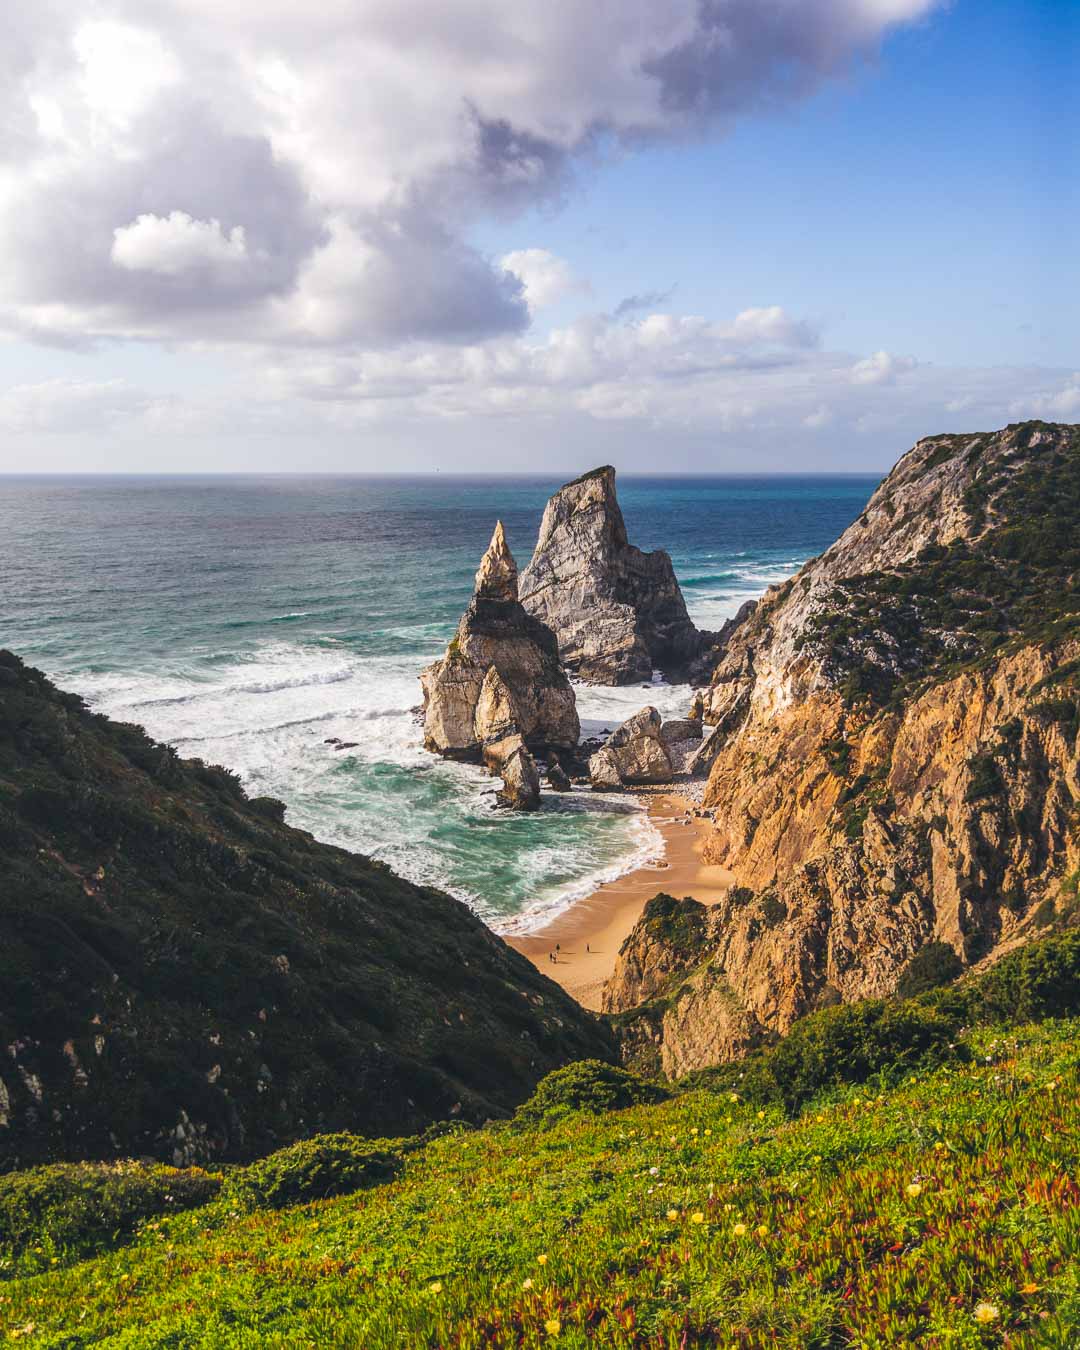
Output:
[
  {"xmin": 519, "ymin": 466, "xmax": 715, "ymax": 685},
  {"xmin": 660, "ymin": 717, "xmax": 703, "ymax": 744},
  {"xmin": 587, "ymin": 747, "xmax": 623, "ymax": 791},
  {"xmin": 545, "ymin": 754, "xmax": 573, "ymax": 792},
  {"xmin": 589, "ymin": 706, "xmax": 673, "ymax": 788},
  {"xmin": 421, "ymin": 522, "xmax": 579, "ymax": 759},
  {"xmin": 495, "ymin": 737, "xmax": 541, "ymax": 811}
]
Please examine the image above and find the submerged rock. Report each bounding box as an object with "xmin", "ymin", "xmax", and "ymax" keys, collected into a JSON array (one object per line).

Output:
[
  {"xmin": 588, "ymin": 706, "xmax": 673, "ymax": 788},
  {"xmin": 421, "ymin": 522, "xmax": 579, "ymax": 761},
  {"xmin": 519, "ymin": 466, "xmax": 712, "ymax": 685}
]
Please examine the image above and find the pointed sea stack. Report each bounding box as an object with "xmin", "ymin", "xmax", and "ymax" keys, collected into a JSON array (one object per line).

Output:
[
  {"xmin": 420, "ymin": 522, "xmax": 579, "ymax": 766},
  {"xmin": 519, "ymin": 466, "xmax": 710, "ymax": 685}
]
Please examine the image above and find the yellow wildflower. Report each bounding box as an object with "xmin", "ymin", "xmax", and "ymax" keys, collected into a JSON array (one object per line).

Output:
[
  {"xmin": 545, "ymin": 1319, "xmax": 561, "ymax": 1337},
  {"xmin": 757, "ymin": 1110, "xmax": 766, "ymax": 1120},
  {"xmin": 429, "ymin": 1281, "xmax": 443, "ymax": 1294},
  {"xmin": 973, "ymin": 1302, "xmax": 999, "ymax": 1325},
  {"xmin": 1020, "ymin": 1282, "xmax": 1039, "ymax": 1295},
  {"xmin": 666, "ymin": 1209, "xmax": 679, "ymax": 1221},
  {"xmin": 733, "ymin": 1223, "xmax": 747, "ymax": 1237},
  {"xmin": 906, "ymin": 1182, "xmax": 923, "ymax": 1198},
  {"xmin": 537, "ymin": 1254, "xmax": 548, "ymax": 1265},
  {"xmin": 704, "ymin": 1128, "xmax": 712, "ymax": 1136},
  {"xmin": 756, "ymin": 1224, "xmax": 769, "ymax": 1238},
  {"xmin": 691, "ymin": 1127, "xmax": 699, "ymax": 1135},
  {"xmin": 729, "ymin": 1093, "xmax": 739, "ymax": 1103},
  {"xmin": 691, "ymin": 1212, "xmax": 705, "ymax": 1224}
]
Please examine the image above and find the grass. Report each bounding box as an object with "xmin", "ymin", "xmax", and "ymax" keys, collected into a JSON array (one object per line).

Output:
[{"xmin": 1, "ymin": 1017, "xmax": 1076, "ymax": 1347}]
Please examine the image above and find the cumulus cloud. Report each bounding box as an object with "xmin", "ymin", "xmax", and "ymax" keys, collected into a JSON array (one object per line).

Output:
[
  {"xmin": 499, "ymin": 249, "xmax": 584, "ymax": 309},
  {"xmin": 112, "ymin": 212, "xmax": 250, "ymax": 277},
  {"xmin": 850, "ymin": 349, "xmax": 917, "ymax": 384},
  {"xmin": 0, "ymin": 1, "xmax": 941, "ymax": 350}
]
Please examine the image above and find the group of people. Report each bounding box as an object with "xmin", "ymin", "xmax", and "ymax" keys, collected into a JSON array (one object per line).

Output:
[{"xmin": 546, "ymin": 942, "xmax": 590, "ymax": 965}]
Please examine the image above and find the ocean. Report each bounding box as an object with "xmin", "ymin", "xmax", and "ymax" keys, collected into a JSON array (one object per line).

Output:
[{"xmin": 0, "ymin": 473, "xmax": 877, "ymax": 931}]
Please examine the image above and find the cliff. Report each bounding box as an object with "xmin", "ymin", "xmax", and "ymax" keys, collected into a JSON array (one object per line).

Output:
[
  {"xmin": 519, "ymin": 466, "xmax": 714, "ymax": 684},
  {"xmin": 421, "ymin": 521, "xmax": 579, "ymax": 764},
  {"xmin": 607, "ymin": 422, "xmax": 1080, "ymax": 1073},
  {"xmin": 0, "ymin": 652, "xmax": 611, "ymax": 1168}
]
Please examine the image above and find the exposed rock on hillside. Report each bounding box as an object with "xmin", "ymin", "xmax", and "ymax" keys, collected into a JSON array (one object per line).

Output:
[
  {"xmin": 0, "ymin": 652, "xmax": 611, "ymax": 1166},
  {"xmin": 607, "ymin": 422, "xmax": 1080, "ymax": 1075},
  {"xmin": 520, "ymin": 467, "xmax": 715, "ymax": 684},
  {"xmin": 588, "ymin": 707, "xmax": 673, "ymax": 789},
  {"xmin": 421, "ymin": 522, "xmax": 579, "ymax": 764}
]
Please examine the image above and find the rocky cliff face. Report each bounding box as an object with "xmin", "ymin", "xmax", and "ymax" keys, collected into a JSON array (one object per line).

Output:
[
  {"xmin": 520, "ymin": 466, "xmax": 713, "ymax": 684},
  {"xmin": 607, "ymin": 422, "xmax": 1080, "ymax": 1075},
  {"xmin": 421, "ymin": 522, "xmax": 579, "ymax": 763},
  {"xmin": 0, "ymin": 652, "xmax": 612, "ymax": 1167}
]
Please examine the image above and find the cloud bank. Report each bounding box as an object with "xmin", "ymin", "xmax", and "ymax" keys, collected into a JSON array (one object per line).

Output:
[{"xmin": 0, "ymin": 1, "xmax": 940, "ymax": 350}]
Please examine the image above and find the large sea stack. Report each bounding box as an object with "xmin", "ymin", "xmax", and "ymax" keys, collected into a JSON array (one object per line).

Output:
[
  {"xmin": 421, "ymin": 522, "xmax": 579, "ymax": 772},
  {"xmin": 605, "ymin": 421, "xmax": 1080, "ymax": 1078},
  {"xmin": 519, "ymin": 466, "xmax": 711, "ymax": 684}
]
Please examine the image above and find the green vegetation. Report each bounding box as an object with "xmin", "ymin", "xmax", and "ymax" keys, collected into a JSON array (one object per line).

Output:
[
  {"xmin": 0, "ymin": 1162, "xmax": 220, "ymax": 1272},
  {"xmin": 800, "ymin": 423, "xmax": 1080, "ymax": 708},
  {"xmin": 896, "ymin": 942, "xmax": 964, "ymax": 998},
  {"xmin": 2, "ymin": 1010, "xmax": 1077, "ymax": 1343},
  {"xmin": 512, "ymin": 1061, "xmax": 668, "ymax": 1131},
  {"xmin": 0, "ymin": 652, "xmax": 610, "ymax": 1166},
  {"xmin": 225, "ymin": 1134, "xmax": 404, "ymax": 1211}
]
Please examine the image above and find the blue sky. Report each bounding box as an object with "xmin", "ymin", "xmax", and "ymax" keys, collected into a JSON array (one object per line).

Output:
[
  {"xmin": 0, "ymin": 1, "xmax": 1075, "ymax": 473},
  {"xmin": 481, "ymin": 0, "xmax": 1077, "ymax": 369}
]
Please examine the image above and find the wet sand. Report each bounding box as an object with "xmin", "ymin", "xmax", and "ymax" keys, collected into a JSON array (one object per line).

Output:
[{"xmin": 506, "ymin": 791, "xmax": 734, "ymax": 1011}]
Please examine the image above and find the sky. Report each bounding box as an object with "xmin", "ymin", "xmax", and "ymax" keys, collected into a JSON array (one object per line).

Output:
[{"xmin": 0, "ymin": 0, "xmax": 1075, "ymax": 474}]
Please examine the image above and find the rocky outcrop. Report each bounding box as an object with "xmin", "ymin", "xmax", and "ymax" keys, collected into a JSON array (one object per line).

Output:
[
  {"xmin": 588, "ymin": 706, "xmax": 673, "ymax": 789},
  {"xmin": 605, "ymin": 422, "xmax": 1080, "ymax": 1076},
  {"xmin": 519, "ymin": 466, "xmax": 714, "ymax": 684},
  {"xmin": 474, "ymin": 667, "xmax": 542, "ymax": 811},
  {"xmin": 421, "ymin": 522, "xmax": 579, "ymax": 762},
  {"xmin": 602, "ymin": 895, "xmax": 769, "ymax": 1079}
]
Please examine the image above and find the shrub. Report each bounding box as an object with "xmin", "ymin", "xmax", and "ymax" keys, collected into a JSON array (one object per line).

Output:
[
  {"xmin": 683, "ymin": 999, "xmax": 963, "ymax": 1114},
  {"xmin": 225, "ymin": 1133, "xmax": 403, "ymax": 1211},
  {"xmin": 513, "ymin": 1060, "xmax": 667, "ymax": 1130},
  {"xmin": 0, "ymin": 1161, "xmax": 220, "ymax": 1266},
  {"xmin": 896, "ymin": 941, "xmax": 963, "ymax": 998},
  {"xmin": 958, "ymin": 927, "xmax": 1080, "ymax": 1026}
]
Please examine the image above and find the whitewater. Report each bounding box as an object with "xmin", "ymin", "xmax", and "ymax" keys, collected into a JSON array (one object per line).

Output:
[{"xmin": 0, "ymin": 472, "xmax": 875, "ymax": 930}]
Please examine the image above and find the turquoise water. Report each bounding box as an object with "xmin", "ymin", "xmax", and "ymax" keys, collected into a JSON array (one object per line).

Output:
[{"xmin": 0, "ymin": 473, "xmax": 877, "ymax": 929}]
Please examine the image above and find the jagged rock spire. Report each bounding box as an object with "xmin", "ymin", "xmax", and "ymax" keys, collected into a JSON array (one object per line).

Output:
[{"xmin": 474, "ymin": 520, "xmax": 518, "ymax": 601}]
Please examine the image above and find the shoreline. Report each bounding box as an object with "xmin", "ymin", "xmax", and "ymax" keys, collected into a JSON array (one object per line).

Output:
[{"xmin": 505, "ymin": 789, "xmax": 734, "ymax": 1011}]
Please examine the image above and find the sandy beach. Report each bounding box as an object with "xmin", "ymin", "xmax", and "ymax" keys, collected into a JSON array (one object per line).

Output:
[{"xmin": 506, "ymin": 790, "xmax": 734, "ymax": 1011}]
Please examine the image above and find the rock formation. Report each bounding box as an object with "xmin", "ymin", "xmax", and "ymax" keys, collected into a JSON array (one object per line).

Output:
[
  {"xmin": 474, "ymin": 667, "xmax": 541, "ymax": 810},
  {"xmin": 605, "ymin": 421, "xmax": 1080, "ymax": 1076},
  {"xmin": 519, "ymin": 466, "xmax": 715, "ymax": 684},
  {"xmin": 421, "ymin": 522, "xmax": 579, "ymax": 773},
  {"xmin": 588, "ymin": 706, "xmax": 673, "ymax": 789}
]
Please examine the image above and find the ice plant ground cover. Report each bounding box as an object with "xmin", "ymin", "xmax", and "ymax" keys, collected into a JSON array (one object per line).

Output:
[{"xmin": 2, "ymin": 1022, "xmax": 1077, "ymax": 1346}]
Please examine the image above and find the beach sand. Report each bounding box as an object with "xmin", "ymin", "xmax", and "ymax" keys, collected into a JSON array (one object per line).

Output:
[{"xmin": 506, "ymin": 791, "xmax": 734, "ymax": 1011}]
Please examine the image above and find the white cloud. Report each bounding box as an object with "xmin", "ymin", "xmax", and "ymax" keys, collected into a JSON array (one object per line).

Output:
[
  {"xmin": 803, "ymin": 404, "xmax": 833, "ymax": 428},
  {"xmin": 112, "ymin": 212, "xmax": 250, "ymax": 277},
  {"xmin": 499, "ymin": 249, "xmax": 583, "ymax": 309},
  {"xmin": 1010, "ymin": 373, "xmax": 1080, "ymax": 418},
  {"xmin": 0, "ymin": 0, "xmax": 942, "ymax": 350},
  {"xmin": 850, "ymin": 349, "xmax": 917, "ymax": 385}
]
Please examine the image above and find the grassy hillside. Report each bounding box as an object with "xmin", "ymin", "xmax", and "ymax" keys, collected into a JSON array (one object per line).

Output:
[
  {"xmin": 0, "ymin": 652, "xmax": 611, "ymax": 1168},
  {"xmin": 3, "ymin": 936, "xmax": 1077, "ymax": 1346}
]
